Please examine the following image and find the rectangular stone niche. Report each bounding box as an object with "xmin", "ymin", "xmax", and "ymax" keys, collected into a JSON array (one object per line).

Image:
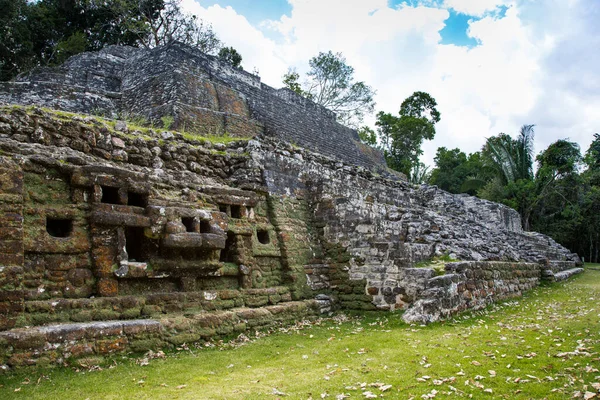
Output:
[
  {"xmin": 101, "ymin": 185, "xmax": 120, "ymax": 204},
  {"xmin": 127, "ymin": 191, "xmax": 148, "ymax": 207},
  {"xmin": 125, "ymin": 227, "xmax": 148, "ymax": 262},
  {"xmin": 182, "ymin": 217, "xmax": 196, "ymax": 232},
  {"xmin": 220, "ymin": 232, "xmax": 236, "ymax": 262},
  {"xmin": 257, "ymin": 229, "xmax": 270, "ymax": 244},
  {"xmin": 46, "ymin": 217, "xmax": 73, "ymax": 238}
]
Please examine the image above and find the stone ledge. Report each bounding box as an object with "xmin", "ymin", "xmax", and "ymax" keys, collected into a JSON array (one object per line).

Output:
[
  {"xmin": 0, "ymin": 300, "xmax": 321, "ymax": 368},
  {"xmin": 552, "ymin": 267, "xmax": 584, "ymax": 282}
]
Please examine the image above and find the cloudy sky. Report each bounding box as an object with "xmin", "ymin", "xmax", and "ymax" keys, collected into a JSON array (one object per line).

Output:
[{"xmin": 181, "ymin": 0, "xmax": 600, "ymax": 166}]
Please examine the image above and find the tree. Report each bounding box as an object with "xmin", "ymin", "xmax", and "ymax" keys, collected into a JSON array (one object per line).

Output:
[
  {"xmin": 357, "ymin": 126, "xmax": 377, "ymax": 146},
  {"xmin": 282, "ymin": 68, "xmax": 305, "ymax": 96},
  {"xmin": 217, "ymin": 46, "xmax": 242, "ymax": 68},
  {"xmin": 585, "ymin": 133, "xmax": 600, "ymax": 184},
  {"xmin": 375, "ymin": 91, "xmax": 440, "ymax": 177},
  {"xmin": 481, "ymin": 125, "xmax": 535, "ymax": 185},
  {"xmin": 0, "ymin": 0, "xmax": 35, "ymax": 81},
  {"xmin": 0, "ymin": 0, "xmax": 223, "ymax": 81},
  {"xmin": 106, "ymin": 0, "xmax": 221, "ymax": 52},
  {"xmin": 410, "ymin": 162, "xmax": 431, "ymax": 185},
  {"xmin": 281, "ymin": 51, "xmax": 375, "ymax": 126}
]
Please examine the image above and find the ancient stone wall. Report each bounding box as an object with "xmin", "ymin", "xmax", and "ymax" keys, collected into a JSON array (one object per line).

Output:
[
  {"xmin": 0, "ymin": 43, "xmax": 386, "ymax": 172},
  {"xmin": 247, "ymin": 137, "xmax": 580, "ymax": 312},
  {"xmin": 403, "ymin": 261, "xmax": 542, "ymax": 324},
  {"xmin": 0, "ymin": 44, "xmax": 584, "ymax": 369}
]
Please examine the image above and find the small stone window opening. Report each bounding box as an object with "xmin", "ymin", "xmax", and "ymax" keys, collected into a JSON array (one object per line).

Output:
[
  {"xmin": 257, "ymin": 230, "xmax": 270, "ymax": 245},
  {"xmin": 128, "ymin": 191, "xmax": 148, "ymax": 207},
  {"xmin": 200, "ymin": 220, "xmax": 211, "ymax": 233},
  {"xmin": 231, "ymin": 205, "xmax": 242, "ymax": 219},
  {"xmin": 220, "ymin": 232, "xmax": 236, "ymax": 262},
  {"xmin": 181, "ymin": 217, "xmax": 196, "ymax": 233},
  {"xmin": 101, "ymin": 186, "xmax": 120, "ymax": 204},
  {"xmin": 125, "ymin": 227, "xmax": 147, "ymax": 262},
  {"xmin": 219, "ymin": 204, "xmax": 228, "ymax": 214},
  {"xmin": 46, "ymin": 217, "xmax": 73, "ymax": 238}
]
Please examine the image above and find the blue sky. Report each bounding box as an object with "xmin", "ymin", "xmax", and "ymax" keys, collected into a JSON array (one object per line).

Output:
[
  {"xmin": 201, "ymin": 0, "xmax": 292, "ymax": 25},
  {"xmin": 184, "ymin": 0, "xmax": 600, "ymax": 166},
  {"xmin": 201, "ymin": 0, "xmax": 487, "ymax": 47}
]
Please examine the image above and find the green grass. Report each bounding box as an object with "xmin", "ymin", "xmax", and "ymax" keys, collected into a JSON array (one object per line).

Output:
[
  {"xmin": 1, "ymin": 271, "xmax": 599, "ymax": 399},
  {"xmin": 0, "ymin": 105, "xmax": 250, "ymax": 146}
]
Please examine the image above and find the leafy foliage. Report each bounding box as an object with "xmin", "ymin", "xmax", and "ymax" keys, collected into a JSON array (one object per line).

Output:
[
  {"xmin": 217, "ymin": 46, "xmax": 242, "ymax": 69},
  {"xmin": 281, "ymin": 51, "xmax": 376, "ymax": 127},
  {"xmin": 429, "ymin": 147, "xmax": 488, "ymax": 194},
  {"xmin": 133, "ymin": 0, "xmax": 221, "ymax": 51},
  {"xmin": 357, "ymin": 126, "xmax": 377, "ymax": 146},
  {"xmin": 282, "ymin": 68, "xmax": 305, "ymax": 96},
  {"xmin": 481, "ymin": 125, "xmax": 535, "ymax": 185},
  {"xmin": 375, "ymin": 91, "xmax": 440, "ymax": 177},
  {"xmin": 0, "ymin": 0, "xmax": 222, "ymax": 81}
]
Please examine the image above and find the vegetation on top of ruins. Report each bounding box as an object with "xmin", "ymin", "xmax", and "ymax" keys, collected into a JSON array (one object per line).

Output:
[
  {"xmin": 1, "ymin": 269, "xmax": 598, "ymax": 399},
  {"xmin": 217, "ymin": 46, "xmax": 243, "ymax": 69},
  {"xmin": 281, "ymin": 51, "xmax": 376, "ymax": 127},
  {"xmin": 0, "ymin": 0, "xmax": 245, "ymax": 81},
  {"xmin": 413, "ymin": 254, "xmax": 457, "ymax": 275},
  {"xmin": 1, "ymin": 105, "xmax": 251, "ymax": 148}
]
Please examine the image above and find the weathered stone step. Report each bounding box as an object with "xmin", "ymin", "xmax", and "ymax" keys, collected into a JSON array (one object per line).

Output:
[
  {"xmin": 552, "ymin": 268, "xmax": 584, "ymax": 282},
  {"xmin": 0, "ymin": 300, "xmax": 321, "ymax": 369}
]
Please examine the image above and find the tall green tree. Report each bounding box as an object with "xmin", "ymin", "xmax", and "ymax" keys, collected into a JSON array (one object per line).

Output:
[
  {"xmin": 481, "ymin": 125, "xmax": 535, "ymax": 185},
  {"xmin": 0, "ymin": 0, "xmax": 35, "ymax": 81},
  {"xmin": 357, "ymin": 126, "xmax": 377, "ymax": 146},
  {"xmin": 530, "ymin": 140, "xmax": 583, "ymax": 249},
  {"xmin": 281, "ymin": 51, "xmax": 376, "ymax": 127},
  {"xmin": 375, "ymin": 91, "xmax": 440, "ymax": 177},
  {"xmin": 131, "ymin": 0, "xmax": 221, "ymax": 51}
]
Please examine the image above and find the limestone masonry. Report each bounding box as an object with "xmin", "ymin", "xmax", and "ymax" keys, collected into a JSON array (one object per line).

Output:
[{"xmin": 0, "ymin": 43, "xmax": 582, "ymax": 368}]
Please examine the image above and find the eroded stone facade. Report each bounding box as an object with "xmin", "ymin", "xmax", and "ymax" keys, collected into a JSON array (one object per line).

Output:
[{"xmin": 0, "ymin": 43, "xmax": 582, "ymax": 368}]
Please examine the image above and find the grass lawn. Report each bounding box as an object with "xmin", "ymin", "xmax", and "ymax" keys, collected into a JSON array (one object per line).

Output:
[{"xmin": 1, "ymin": 268, "xmax": 599, "ymax": 399}]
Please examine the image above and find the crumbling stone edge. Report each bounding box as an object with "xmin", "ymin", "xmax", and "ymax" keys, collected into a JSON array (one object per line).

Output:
[{"xmin": 402, "ymin": 261, "xmax": 584, "ymax": 325}]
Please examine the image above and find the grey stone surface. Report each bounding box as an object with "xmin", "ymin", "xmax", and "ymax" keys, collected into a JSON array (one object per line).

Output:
[
  {"xmin": 245, "ymin": 137, "xmax": 581, "ymax": 311},
  {"xmin": 0, "ymin": 43, "xmax": 586, "ymax": 367},
  {"xmin": 0, "ymin": 42, "xmax": 387, "ymax": 173}
]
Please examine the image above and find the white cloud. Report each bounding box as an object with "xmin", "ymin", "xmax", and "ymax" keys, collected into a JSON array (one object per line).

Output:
[
  {"xmin": 180, "ymin": 0, "xmax": 289, "ymax": 86},
  {"xmin": 444, "ymin": 0, "xmax": 511, "ymax": 17},
  {"xmin": 180, "ymin": 0, "xmax": 599, "ymax": 166}
]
